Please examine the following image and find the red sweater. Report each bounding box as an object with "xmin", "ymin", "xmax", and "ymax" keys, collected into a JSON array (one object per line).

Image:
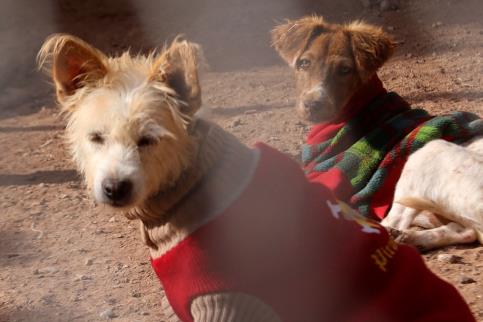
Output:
[{"xmin": 151, "ymin": 144, "xmax": 475, "ymax": 322}]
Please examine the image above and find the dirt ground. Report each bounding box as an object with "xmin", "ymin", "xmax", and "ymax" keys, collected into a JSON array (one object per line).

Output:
[{"xmin": 0, "ymin": 0, "xmax": 482, "ymax": 321}]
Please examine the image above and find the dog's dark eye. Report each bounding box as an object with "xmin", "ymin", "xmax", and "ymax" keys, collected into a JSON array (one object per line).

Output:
[
  {"xmin": 137, "ymin": 136, "xmax": 156, "ymax": 148},
  {"xmin": 296, "ymin": 58, "xmax": 311, "ymax": 71},
  {"xmin": 337, "ymin": 65, "xmax": 353, "ymax": 76},
  {"xmin": 89, "ymin": 132, "xmax": 105, "ymax": 144}
]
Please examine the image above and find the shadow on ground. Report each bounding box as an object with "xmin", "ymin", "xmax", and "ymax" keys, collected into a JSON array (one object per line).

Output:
[
  {"xmin": 0, "ymin": 226, "xmax": 43, "ymax": 268},
  {"xmin": 0, "ymin": 307, "xmax": 87, "ymax": 322},
  {"xmin": 408, "ymin": 90, "xmax": 483, "ymax": 104},
  {"xmin": 0, "ymin": 125, "xmax": 64, "ymax": 133},
  {"xmin": 210, "ymin": 103, "xmax": 293, "ymax": 117},
  {"xmin": 0, "ymin": 170, "xmax": 79, "ymax": 187}
]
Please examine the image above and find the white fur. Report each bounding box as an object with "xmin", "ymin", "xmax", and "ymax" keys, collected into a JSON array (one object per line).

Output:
[
  {"xmin": 92, "ymin": 143, "xmax": 144, "ymax": 205},
  {"xmin": 382, "ymin": 137, "xmax": 483, "ymax": 249}
]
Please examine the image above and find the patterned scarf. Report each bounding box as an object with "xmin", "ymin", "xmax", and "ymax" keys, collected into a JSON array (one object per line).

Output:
[{"xmin": 303, "ymin": 78, "xmax": 483, "ymax": 219}]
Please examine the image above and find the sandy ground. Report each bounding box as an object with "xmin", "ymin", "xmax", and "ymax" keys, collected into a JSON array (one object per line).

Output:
[{"xmin": 0, "ymin": 0, "xmax": 482, "ymax": 321}]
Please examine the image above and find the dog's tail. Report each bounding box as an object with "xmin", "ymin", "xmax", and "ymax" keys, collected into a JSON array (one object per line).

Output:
[{"xmin": 397, "ymin": 197, "xmax": 442, "ymax": 214}]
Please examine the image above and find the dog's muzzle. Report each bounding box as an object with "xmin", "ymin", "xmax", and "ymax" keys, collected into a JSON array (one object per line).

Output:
[
  {"xmin": 101, "ymin": 178, "xmax": 133, "ymax": 207},
  {"xmin": 298, "ymin": 85, "xmax": 337, "ymax": 122},
  {"xmin": 302, "ymin": 99, "xmax": 324, "ymax": 113}
]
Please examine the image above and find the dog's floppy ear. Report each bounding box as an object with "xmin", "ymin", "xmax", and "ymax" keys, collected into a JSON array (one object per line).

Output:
[
  {"xmin": 37, "ymin": 34, "xmax": 107, "ymax": 102},
  {"xmin": 271, "ymin": 16, "xmax": 328, "ymax": 67},
  {"xmin": 345, "ymin": 22, "xmax": 396, "ymax": 79},
  {"xmin": 152, "ymin": 37, "xmax": 202, "ymax": 116}
]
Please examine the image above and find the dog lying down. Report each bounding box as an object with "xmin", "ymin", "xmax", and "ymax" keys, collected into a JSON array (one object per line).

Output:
[
  {"xmin": 271, "ymin": 16, "xmax": 483, "ymax": 251},
  {"xmin": 38, "ymin": 35, "xmax": 475, "ymax": 321},
  {"xmin": 383, "ymin": 138, "xmax": 483, "ymax": 250}
]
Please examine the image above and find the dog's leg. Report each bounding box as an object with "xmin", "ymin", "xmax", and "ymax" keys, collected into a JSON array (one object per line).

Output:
[
  {"xmin": 381, "ymin": 203, "xmax": 405, "ymax": 228},
  {"xmin": 412, "ymin": 212, "xmax": 445, "ymax": 229},
  {"xmin": 396, "ymin": 222, "xmax": 477, "ymax": 251},
  {"xmin": 382, "ymin": 203, "xmax": 420, "ymax": 230}
]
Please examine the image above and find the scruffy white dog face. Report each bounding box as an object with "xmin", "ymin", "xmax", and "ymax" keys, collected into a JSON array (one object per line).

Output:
[
  {"xmin": 38, "ymin": 35, "xmax": 202, "ymax": 209},
  {"xmin": 66, "ymin": 82, "xmax": 189, "ymax": 208}
]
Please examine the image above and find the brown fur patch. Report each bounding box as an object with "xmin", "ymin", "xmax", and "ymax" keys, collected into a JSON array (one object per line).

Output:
[
  {"xmin": 271, "ymin": 16, "xmax": 333, "ymax": 66},
  {"xmin": 345, "ymin": 21, "xmax": 396, "ymax": 81},
  {"xmin": 271, "ymin": 16, "xmax": 397, "ymax": 122}
]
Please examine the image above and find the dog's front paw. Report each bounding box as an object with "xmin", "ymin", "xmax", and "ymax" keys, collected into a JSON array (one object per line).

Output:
[
  {"xmin": 390, "ymin": 229, "xmax": 430, "ymax": 253},
  {"xmin": 385, "ymin": 226, "xmax": 403, "ymax": 239}
]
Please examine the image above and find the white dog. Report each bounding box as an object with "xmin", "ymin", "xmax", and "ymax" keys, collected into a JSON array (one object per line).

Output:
[{"xmin": 382, "ymin": 137, "xmax": 483, "ymax": 250}]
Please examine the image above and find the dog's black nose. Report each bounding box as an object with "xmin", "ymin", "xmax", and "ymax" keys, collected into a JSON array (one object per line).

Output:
[
  {"xmin": 303, "ymin": 99, "xmax": 322, "ymax": 111},
  {"xmin": 102, "ymin": 178, "xmax": 133, "ymax": 205}
]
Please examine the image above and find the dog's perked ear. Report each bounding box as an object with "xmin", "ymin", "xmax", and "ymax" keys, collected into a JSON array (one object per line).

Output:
[
  {"xmin": 271, "ymin": 16, "xmax": 329, "ymax": 67},
  {"xmin": 151, "ymin": 37, "xmax": 202, "ymax": 117},
  {"xmin": 37, "ymin": 34, "xmax": 107, "ymax": 102},
  {"xmin": 345, "ymin": 22, "xmax": 397, "ymax": 80}
]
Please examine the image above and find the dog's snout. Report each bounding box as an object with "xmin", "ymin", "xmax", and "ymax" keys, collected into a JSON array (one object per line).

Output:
[
  {"xmin": 303, "ymin": 99, "xmax": 322, "ymax": 111},
  {"xmin": 102, "ymin": 178, "xmax": 133, "ymax": 205}
]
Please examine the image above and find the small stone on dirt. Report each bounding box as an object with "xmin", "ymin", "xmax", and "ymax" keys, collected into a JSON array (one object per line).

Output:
[
  {"xmin": 99, "ymin": 308, "xmax": 116, "ymax": 319},
  {"xmin": 231, "ymin": 118, "xmax": 242, "ymax": 127},
  {"xmin": 40, "ymin": 295, "xmax": 54, "ymax": 304},
  {"xmin": 85, "ymin": 258, "xmax": 94, "ymax": 266},
  {"xmin": 244, "ymin": 109, "xmax": 257, "ymax": 115},
  {"xmin": 269, "ymin": 136, "xmax": 280, "ymax": 142},
  {"xmin": 460, "ymin": 276, "xmax": 476, "ymax": 284},
  {"xmin": 74, "ymin": 274, "xmax": 92, "ymax": 281},
  {"xmin": 106, "ymin": 298, "xmax": 117, "ymax": 305},
  {"xmin": 437, "ymin": 254, "xmax": 463, "ymax": 264},
  {"xmin": 34, "ymin": 266, "xmax": 59, "ymax": 275}
]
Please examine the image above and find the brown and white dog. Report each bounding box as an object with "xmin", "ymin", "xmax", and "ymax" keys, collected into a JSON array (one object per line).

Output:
[
  {"xmin": 272, "ymin": 16, "xmax": 483, "ymax": 250},
  {"xmin": 37, "ymin": 34, "xmax": 477, "ymax": 321}
]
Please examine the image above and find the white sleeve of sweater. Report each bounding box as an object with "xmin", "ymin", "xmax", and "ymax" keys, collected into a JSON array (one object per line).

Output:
[{"xmin": 190, "ymin": 292, "xmax": 282, "ymax": 322}]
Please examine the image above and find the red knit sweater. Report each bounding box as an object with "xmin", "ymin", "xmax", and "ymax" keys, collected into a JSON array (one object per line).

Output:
[{"xmin": 151, "ymin": 144, "xmax": 475, "ymax": 322}]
